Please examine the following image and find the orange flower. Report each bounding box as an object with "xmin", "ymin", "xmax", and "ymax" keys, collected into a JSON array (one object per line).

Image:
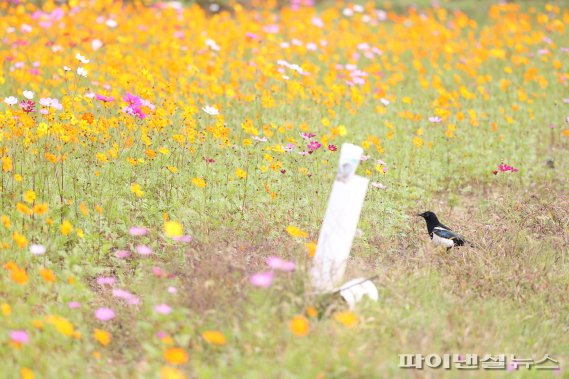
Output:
[
  {"xmin": 201, "ymin": 330, "xmax": 227, "ymax": 346},
  {"xmin": 289, "ymin": 315, "xmax": 310, "ymax": 337},
  {"xmin": 39, "ymin": 268, "xmax": 56, "ymax": 283},
  {"xmin": 93, "ymin": 329, "xmax": 112, "ymax": 346},
  {"xmin": 164, "ymin": 347, "xmax": 189, "ymax": 365}
]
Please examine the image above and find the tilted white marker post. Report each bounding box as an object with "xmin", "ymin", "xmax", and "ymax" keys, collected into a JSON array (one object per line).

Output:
[{"xmin": 310, "ymin": 143, "xmax": 378, "ymax": 308}]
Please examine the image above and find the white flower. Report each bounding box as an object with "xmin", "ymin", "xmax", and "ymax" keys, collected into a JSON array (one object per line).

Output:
[
  {"xmin": 75, "ymin": 53, "xmax": 90, "ymax": 64},
  {"xmin": 106, "ymin": 19, "xmax": 117, "ymax": 28},
  {"xmin": 202, "ymin": 105, "xmax": 219, "ymax": 116},
  {"xmin": 77, "ymin": 67, "xmax": 88, "ymax": 77},
  {"xmin": 205, "ymin": 38, "xmax": 220, "ymax": 51},
  {"xmin": 23, "ymin": 90, "xmax": 34, "ymax": 100},
  {"xmin": 91, "ymin": 39, "xmax": 103, "ymax": 51},
  {"xmin": 30, "ymin": 244, "xmax": 46, "ymax": 255},
  {"xmin": 63, "ymin": 66, "xmax": 71, "ymax": 71},
  {"xmin": 4, "ymin": 96, "xmax": 18, "ymax": 105}
]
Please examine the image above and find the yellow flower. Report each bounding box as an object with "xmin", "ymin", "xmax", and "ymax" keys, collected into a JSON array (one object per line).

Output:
[
  {"xmin": 12, "ymin": 232, "xmax": 28, "ymax": 250},
  {"xmin": 160, "ymin": 367, "xmax": 186, "ymax": 379},
  {"xmin": 334, "ymin": 311, "xmax": 359, "ymax": 328},
  {"xmin": 93, "ymin": 329, "xmax": 112, "ymax": 346},
  {"xmin": 235, "ymin": 168, "xmax": 247, "ymax": 179},
  {"xmin": 2, "ymin": 156, "xmax": 13, "ymax": 172},
  {"xmin": 286, "ymin": 226, "xmax": 308, "ymax": 238},
  {"xmin": 164, "ymin": 347, "xmax": 189, "ymax": 365},
  {"xmin": 76, "ymin": 228, "xmax": 84, "ymax": 238},
  {"xmin": 45, "ymin": 315, "xmax": 74, "ymax": 337},
  {"xmin": 201, "ymin": 330, "xmax": 227, "ymax": 346},
  {"xmin": 305, "ymin": 242, "xmax": 317, "ymax": 257},
  {"xmin": 164, "ymin": 221, "xmax": 184, "ymax": 238},
  {"xmin": 167, "ymin": 166, "xmax": 178, "ymax": 174},
  {"xmin": 130, "ymin": 183, "xmax": 144, "ymax": 198},
  {"xmin": 20, "ymin": 368, "xmax": 34, "ymax": 379},
  {"xmin": 33, "ymin": 203, "xmax": 49, "ymax": 216},
  {"xmin": 79, "ymin": 202, "xmax": 89, "ymax": 216},
  {"xmin": 23, "ymin": 190, "xmax": 36, "ymax": 203},
  {"xmin": 191, "ymin": 177, "xmax": 206, "ymax": 188},
  {"xmin": 16, "ymin": 203, "xmax": 33, "ymax": 216},
  {"xmin": 289, "ymin": 315, "xmax": 310, "ymax": 337},
  {"xmin": 1, "ymin": 215, "xmax": 11, "ymax": 229},
  {"xmin": 61, "ymin": 220, "xmax": 74, "ymax": 236},
  {"xmin": 2, "ymin": 303, "xmax": 12, "ymax": 316}
]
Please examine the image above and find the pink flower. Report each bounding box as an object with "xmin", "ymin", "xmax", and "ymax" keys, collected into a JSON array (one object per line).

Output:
[
  {"xmin": 67, "ymin": 302, "xmax": 81, "ymax": 309},
  {"xmin": 95, "ymin": 94, "xmax": 114, "ymax": 102},
  {"xmin": 167, "ymin": 286, "xmax": 177, "ymax": 294},
  {"xmin": 328, "ymin": 144, "xmax": 337, "ymax": 151},
  {"xmin": 507, "ymin": 362, "xmax": 518, "ymax": 372},
  {"xmin": 173, "ymin": 235, "xmax": 192, "ymax": 243},
  {"xmin": 299, "ymin": 132, "xmax": 316, "ymax": 140},
  {"xmin": 428, "ymin": 116, "xmax": 442, "ymax": 123},
  {"xmin": 371, "ymin": 182, "xmax": 386, "ymax": 189},
  {"xmin": 307, "ymin": 141, "xmax": 322, "ymax": 151},
  {"xmin": 250, "ymin": 271, "xmax": 274, "ymax": 288},
  {"xmin": 136, "ymin": 245, "xmax": 153, "ymax": 256},
  {"xmin": 360, "ymin": 155, "xmax": 369, "ymax": 161},
  {"xmin": 112, "ymin": 288, "xmax": 140, "ymax": 305},
  {"xmin": 154, "ymin": 304, "xmax": 172, "ymax": 314},
  {"xmin": 266, "ymin": 256, "xmax": 296, "ymax": 271},
  {"xmin": 283, "ymin": 143, "xmax": 295, "ymax": 152},
  {"xmin": 96, "ymin": 276, "xmax": 116, "ymax": 286},
  {"xmin": 129, "ymin": 226, "xmax": 148, "ymax": 236},
  {"xmin": 95, "ymin": 307, "xmax": 115, "ymax": 321},
  {"xmin": 115, "ymin": 249, "xmax": 131, "ymax": 258},
  {"xmin": 10, "ymin": 330, "xmax": 29, "ymax": 344}
]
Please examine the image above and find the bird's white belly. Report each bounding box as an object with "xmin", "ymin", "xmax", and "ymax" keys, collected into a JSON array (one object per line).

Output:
[{"xmin": 432, "ymin": 233, "xmax": 454, "ymax": 248}]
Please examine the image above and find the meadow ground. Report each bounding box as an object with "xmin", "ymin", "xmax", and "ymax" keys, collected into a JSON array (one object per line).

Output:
[{"xmin": 0, "ymin": 0, "xmax": 568, "ymax": 378}]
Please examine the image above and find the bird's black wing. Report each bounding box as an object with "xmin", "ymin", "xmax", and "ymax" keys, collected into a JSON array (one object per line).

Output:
[{"xmin": 433, "ymin": 227, "xmax": 467, "ymax": 246}]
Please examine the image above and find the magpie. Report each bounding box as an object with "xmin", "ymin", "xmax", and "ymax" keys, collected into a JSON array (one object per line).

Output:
[{"xmin": 417, "ymin": 211, "xmax": 471, "ymax": 249}]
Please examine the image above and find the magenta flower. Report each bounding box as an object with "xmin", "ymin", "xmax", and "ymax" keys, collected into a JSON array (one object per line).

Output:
[
  {"xmin": 123, "ymin": 92, "xmax": 142, "ymax": 107},
  {"xmin": 95, "ymin": 307, "xmax": 115, "ymax": 321},
  {"xmin": 498, "ymin": 163, "xmax": 519, "ymax": 173},
  {"xmin": 129, "ymin": 226, "xmax": 148, "ymax": 236},
  {"xmin": 10, "ymin": 330, "xmax": 29, "ymax": 344},
  {"xmin": 19, "ymin": 99, "xmax": 35, "ymax": 113},
  {"xmin": 95, "ymin": 94, "xmax": 114, "ymax": 102},
  {"xmin": 328, "ymin": 144, "xmax": 337, "ymax": 151},
  {"xmin": 266, "ymin": 256, "xmax": 296, "ymax": 271},
  {"xmin": 136, "ymin": 245, "xmax": 153, "ymax": 256},
  {"xmin": 307, "ymin": 141, "xmax": 322, "ymax": 151},
  {"xmin": 96, "ymin": 276, "xmax": 116, "ymax": 286},
  {"xmin": 250, "ymin": 271, "xmax": 274, "ymax": 288},
  {"xmin": 154, "ymin": 304, "xmax": 172, "ymax": 314}
]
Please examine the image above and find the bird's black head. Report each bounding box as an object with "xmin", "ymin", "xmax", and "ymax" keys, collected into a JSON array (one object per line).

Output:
[
  {"xmin": 417, "ymin": 211, "xmax": 440, "ymax": 233},
  {"xmin": 417, "ymin": 211, "xmax": 437, "ymax": 221}
]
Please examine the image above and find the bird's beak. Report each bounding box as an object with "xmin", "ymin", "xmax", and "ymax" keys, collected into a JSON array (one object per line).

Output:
[{"xmin": 416, "ymin": 213, "xmax": 424, "ymax": 217}]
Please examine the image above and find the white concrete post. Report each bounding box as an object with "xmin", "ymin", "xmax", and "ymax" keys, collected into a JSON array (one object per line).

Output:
[{"xmin": 310, "ymin": 143, "xmax": 372, "ymax": 294}]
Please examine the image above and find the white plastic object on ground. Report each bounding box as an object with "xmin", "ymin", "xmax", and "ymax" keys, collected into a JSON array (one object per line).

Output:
[{"xmin": 338, "ymin": 277, "xmax": 379, "ymax": 310}]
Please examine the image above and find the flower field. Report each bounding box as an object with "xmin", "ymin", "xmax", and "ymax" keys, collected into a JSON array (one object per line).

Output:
[{"xmin": 1, "ymin": 0, "xmax": 568, "ymax": 378}]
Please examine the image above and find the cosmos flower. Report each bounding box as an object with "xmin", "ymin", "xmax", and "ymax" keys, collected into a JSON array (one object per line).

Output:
[
  {"xmin": 10, "ymin": 330, "xmax": 29, "ymax": 344},
  {"xmin": 249, "ymin": 271, "xmax": 274, "ymax": 288},
  {"xmin": 266, "ymin": 256, "xmax": 296, "ymax": 271},
  {"xmin": 129, "ymin": 226, "xmax": 148, "ymax": 236},
  {"xmin": 77, "ymin": 67, "xmax": 88, "ymax": 77},
  {"xmin": 4, "ymin": 96, "xmax": 18, "ymax": 105},
  {"xmin": 23, "ymin": 90, "xmax": 34, "ymax": 99},
  {"xmin": 29, "ymin": 244, "xmax": 46, "ymax": 255},
  {"xmin": 75, "ymin": 53, "xmax": 90, "ymax": 64},
  {"xmin": 95, "ymin": 308, "xmax": 115, "ymax": 321},
  {"xmin": 202, "ymin": 105, "xmax": 219, "ymax": 115},
  {"xmin": 154, "ymin": 304, "xmax": 172, "ymax": 314}
]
